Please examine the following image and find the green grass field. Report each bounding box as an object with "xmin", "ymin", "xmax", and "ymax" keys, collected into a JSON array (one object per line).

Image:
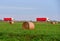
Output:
[{"xmin": 0, "ymin": 21, "xmax": 60, "ymax": 41}]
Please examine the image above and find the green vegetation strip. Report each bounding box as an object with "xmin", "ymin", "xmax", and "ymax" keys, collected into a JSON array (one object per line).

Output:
[{"xmin": 0, "ymin": 21, "xmax": 60, "ymax": 41}]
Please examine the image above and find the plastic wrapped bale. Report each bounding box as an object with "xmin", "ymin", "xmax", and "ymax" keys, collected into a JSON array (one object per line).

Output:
[{"xmin": 22, "ymin": 22, "xmax": 35, "ymax": 30}]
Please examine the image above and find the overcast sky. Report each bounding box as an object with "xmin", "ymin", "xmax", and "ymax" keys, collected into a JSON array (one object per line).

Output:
[{"xmin": 0, "ymin": 0, "xmax": 60, "ymax": 21}]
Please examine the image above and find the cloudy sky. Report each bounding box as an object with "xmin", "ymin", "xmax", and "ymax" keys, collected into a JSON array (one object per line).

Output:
[{"xmin": 0, "ymin": 0, "xmax": 60, "ymax": 21}]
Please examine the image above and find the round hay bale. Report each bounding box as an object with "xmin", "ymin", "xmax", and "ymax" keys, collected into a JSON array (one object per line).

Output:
[
  {"xmin": 51, "ymin": 22, "xmax": 56, "ymax": 24},
  {"xmin": 55, "ymin": 22, "xmax": 58, "ymax": 24},
  {"xmin": 9, "ymin": 21, "xmax": 14, "ymax": 24},
  {"xmin": 22, "ymin": 22, "xmax": 35, "ymax": 30}
]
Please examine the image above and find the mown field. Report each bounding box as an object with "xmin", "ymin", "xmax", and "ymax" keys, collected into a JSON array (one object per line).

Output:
[{"xmin": 0, "ymin": 21, "xmax": 60, "ymax": 41}]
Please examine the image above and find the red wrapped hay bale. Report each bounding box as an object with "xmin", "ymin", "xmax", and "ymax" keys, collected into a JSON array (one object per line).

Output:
[
  {"xmin": 22, "ymin": 22, "xmax": 35, "ymax": 30},
  {"xmin": 4, "ymin": 18, "xmax": 13, "ymax": 21}
]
